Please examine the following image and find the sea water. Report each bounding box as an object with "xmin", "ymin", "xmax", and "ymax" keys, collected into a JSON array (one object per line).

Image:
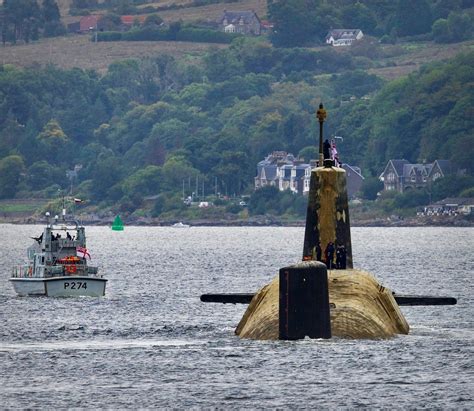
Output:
[{"xmin": 0, "ymin": 225, "xmax": 473, "ymax": 408}]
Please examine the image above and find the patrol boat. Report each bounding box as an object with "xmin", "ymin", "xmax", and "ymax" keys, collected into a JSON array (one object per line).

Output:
[{"xmin": 10, "ymin": 211, "xmax": 107, "ymax": 297}]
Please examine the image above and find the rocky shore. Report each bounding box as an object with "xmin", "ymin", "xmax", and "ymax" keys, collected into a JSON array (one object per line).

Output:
[{"xmin": 1, "ymin": 214, "xmax": 472, "ymax": 227}]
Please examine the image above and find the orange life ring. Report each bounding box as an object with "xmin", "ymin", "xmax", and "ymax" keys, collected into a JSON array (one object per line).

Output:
[{"xmin": 65, "ymin": 265, "xmax": 77, "ymax": 274}]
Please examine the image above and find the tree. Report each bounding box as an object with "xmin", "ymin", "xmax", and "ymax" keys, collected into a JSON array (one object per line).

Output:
[
  {"xmin": 36, "ymin": 119, "xmax": 70, "ymax": 163},
  {"xmin": 432, "ymin": 19, "xmax": 451, "ymax": 43},
  {"xmin": 2, "ymin": 0, "xmax": 41, "ymax": 44},
  {"xmin": 394, "ymin": 0, "xmax": 433, "ymax": 36},
  {"xmin": 42, "ymin": 0, "xmax": 65, "ymax": 37},
  {"xmin": 0, "ymin": 155, "xmax": 26, "ymax": 198},
  {"xmin": 298, "ymin": 146, "xmax": 318, "ymax": 162},
  {"xmin": 268, "ymin": 0, "xmax": 328, "ymax": 47},
  {"xmin": 360, "ymin": 177, "xmax": 383, "ymax": 200},
  {"xmin": 341, "ymin": 2, "xmax": 377, "ymax": 34},
  {"xmin": 161, "ymin": 155, "xmax": 200, "ymax": 193},
  {"xmin": 447, "ymin": 12, "xmax": 471, "ymax": 42},
  {"xmin": 144, "ymin": 14, "xmax": 163, "ymax": 27},
  {"xmin": 121, "ymin": 165, "xmax": 161, "ymax": 198},
  {"xmin": 431, "ymin": 175, "xmax": 474, "ymax": 201},
  {"xmin": 27, "ymin": 160, "xmax": 61, "ymax": 190}
]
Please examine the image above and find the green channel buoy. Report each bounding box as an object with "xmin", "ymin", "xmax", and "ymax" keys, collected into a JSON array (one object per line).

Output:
[{"xmin": 112, "ymin": 215, "xmax": 124, "ymax": 231}]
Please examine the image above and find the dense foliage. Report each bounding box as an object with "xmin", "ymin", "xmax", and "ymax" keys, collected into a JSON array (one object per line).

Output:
[
  {"xmin": 97, "ymin": 23, "xmax": 242, "ymax": 44},
  {"xmin": 0, "ymin": 35, "xmax": 472, "ymax": 216},
  {"xmin": 0, "ymin": 0, "xmax": 65, "ymax": 44},
  {"xmin": 336, "ymin": 52, "xmax": 474, "ymax": 175},
  {"xmin": 70, "ymin": 0, "xmax": 240, "ymax": 16},
  {"xmin": 268, "ymin": 0, "xmax": 474, "ymax": 47}
]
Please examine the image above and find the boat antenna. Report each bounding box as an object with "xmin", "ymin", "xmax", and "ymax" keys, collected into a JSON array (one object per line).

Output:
[
  {"xmin": 62, "ymin": 193, "xmax": 66, "ymax": 221},
  {"xmin": 316, "ymin": 103, "xmax": 327, "ymax": 166}
]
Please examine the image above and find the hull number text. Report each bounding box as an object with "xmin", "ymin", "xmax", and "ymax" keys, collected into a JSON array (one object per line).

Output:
[{"xmin": 64, "ymin": 282, "xmax": 87, "ymax": 290}]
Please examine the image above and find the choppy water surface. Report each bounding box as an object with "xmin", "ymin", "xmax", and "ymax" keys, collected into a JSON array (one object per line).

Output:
[{"xmin": 0, "ymin": 225, "xmax": 473, "ymax": 408}]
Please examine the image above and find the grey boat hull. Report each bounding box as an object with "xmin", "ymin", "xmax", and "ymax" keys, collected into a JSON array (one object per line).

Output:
[{"xmin": 10, "ymin": 276, "xmax": 107, "ymax": 297}]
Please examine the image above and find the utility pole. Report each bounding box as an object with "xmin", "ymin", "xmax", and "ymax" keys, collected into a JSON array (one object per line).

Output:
[{"xmin": 195, "ymin": 175, "xmax": 199, "ymax": 200}]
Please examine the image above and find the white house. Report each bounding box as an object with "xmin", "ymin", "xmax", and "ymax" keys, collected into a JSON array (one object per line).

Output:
[{"xmin": 326, "ymin": 29, "xmax": 363, "ymax": 46}]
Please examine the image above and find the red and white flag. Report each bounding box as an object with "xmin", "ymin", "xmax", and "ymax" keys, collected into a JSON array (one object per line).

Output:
[{"xmin": 77, "ymin": 246, "xmax": 91, "ymax": 260}]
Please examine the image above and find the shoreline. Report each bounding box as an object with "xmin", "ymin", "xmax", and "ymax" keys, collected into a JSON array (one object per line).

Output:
[{"xmin": 1, "ymin": 215, "xmax": 472, "ymax": 228}]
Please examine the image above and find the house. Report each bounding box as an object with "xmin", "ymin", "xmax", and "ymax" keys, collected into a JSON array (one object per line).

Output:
[
  {"xmin": 255, "ymin": 152, "xmax": 363, "ymax": 198},
  {"xmin": 260, "ymin": 20, "xmax": 274, "ymax": 34},
  {"xmin": 325, "ymin": 29, "xmax": 363, "ymax": 46},
  {"xmin": 77, "ymin": 15, "xmax": 106, "ymax": 33},
  {"xmin": 290, "ymin": 164, "xmax": 309, "ymax": 194},
  {"xmin": 255, "ymin": 151, "xmax": 296, "ymax": 190},
  {"xmin": 218, "ymin": 10, "xmax": 262, "ymax": 35},
  {"xmin": 67, "ymin": 21, "xmax": 80, "ymax": 33},
  {"xmin": 341, "ymin": 164, "xmax": 365, "ymax": 199},
  {"xmin": 278, "ymin": 164, "xmax": 294, "ymax": 191},
  {"xmin": 379, "ymin": 159, "xmax": 455, "ymax": 193},
  {"xmin": 67, "ymin": 15, "xmax": 109, "ymax": 34}
]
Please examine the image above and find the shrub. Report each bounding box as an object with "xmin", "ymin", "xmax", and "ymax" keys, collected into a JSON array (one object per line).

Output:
[
  {"xmin": 97, "ymin": 31, "xmax": 122, "ymax": 41},
  {"xmin": 176, "ymin": 28, "xmax": 241, "ymax": 44}
]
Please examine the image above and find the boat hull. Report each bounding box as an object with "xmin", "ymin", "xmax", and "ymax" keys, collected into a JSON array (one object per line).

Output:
[{"xmin": 10, "ymin": 276, "xmax": 107, "ymax": 297}]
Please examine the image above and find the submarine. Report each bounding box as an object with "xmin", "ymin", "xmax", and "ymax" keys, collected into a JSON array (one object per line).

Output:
[{"xmin": 201, "ymin": 104, "xmax": 456, "ymax": 340}]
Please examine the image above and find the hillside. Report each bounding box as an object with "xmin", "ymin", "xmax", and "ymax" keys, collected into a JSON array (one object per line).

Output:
[
  {"xmin": 1, "ymin": 33, "xmax": 472, "ymax": 80},
  {"xmin": 0, "ymin": 35, "xmax": 225, "ymax": 74},
  {"xmin": 0, "ymin": 0, "xmax": 473, "ymax": 222},
  {"xmin": 57, "ymin": 0, "xmax": 267, "ymax": 24}
]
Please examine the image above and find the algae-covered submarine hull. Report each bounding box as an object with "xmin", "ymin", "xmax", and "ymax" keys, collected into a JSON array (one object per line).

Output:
[{"xmin": 234, "ymin": 267, "xmax": 409, "ymax": 340}]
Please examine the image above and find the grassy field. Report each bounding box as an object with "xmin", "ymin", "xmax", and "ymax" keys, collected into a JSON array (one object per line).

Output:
[
  {"xmin": 138, "ymin": 0, "xmax": 268, "ymax": 22},
  {"xmin": 58, "ymin": 0, "xmax": 267, "ymax": 24},
  {"xmin": 368, "ymin": 40, "xmax": 474, "ymax": 80},
  {"xmin": 0, "ymin": 35, "xmax": 225, "ymax": 74},
  {"xmin": 0, "ymin": 200, "xmax": 49, "ymax": 217},
  {"xmin": 1, "ymin": 1, "xmax": 472, "ymax": 79}
]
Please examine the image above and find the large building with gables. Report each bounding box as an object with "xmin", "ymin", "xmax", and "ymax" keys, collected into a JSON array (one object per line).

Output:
[
  {"xmin": 255, "ymin": 152, "xmax": 364, "ymax": 198},
  {"xmin": 379, "ymin": 159, "xmax": 455, "ymax": 193},
  {"xmin": 218, "ymin": 10, "xmax": 262, "ymax": 35}
]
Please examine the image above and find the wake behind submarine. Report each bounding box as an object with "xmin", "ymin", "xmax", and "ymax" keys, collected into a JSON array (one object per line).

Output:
[{"xmin": 201, "ymin": 104, "xmax": 456, "ymax": 340}]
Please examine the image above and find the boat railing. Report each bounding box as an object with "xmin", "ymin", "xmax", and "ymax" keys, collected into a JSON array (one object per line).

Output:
[
  {"xmin": 11, "ymin": 265, "xmax": 33, "ymax": 278},
  {"xmin": 11, "ymin": 263, "xmax": 99, "ymax": 278},
  {"xmin": 44, "ymin": 263, "xmax": 100, "ymax": 278}
]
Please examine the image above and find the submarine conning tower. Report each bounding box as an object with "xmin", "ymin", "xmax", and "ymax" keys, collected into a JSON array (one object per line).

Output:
[{"xmin": 302, "ymin": 103, "xmax": 353, "ymax": 268}]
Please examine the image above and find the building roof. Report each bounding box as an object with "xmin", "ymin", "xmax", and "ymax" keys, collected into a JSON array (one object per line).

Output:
[
  {"xmin": 433, "ymin": 160, "xmax": 453, "ymax": 175},
  {"xmin": 260, "ymin": 164, "xmax": 277, "ymax": 181},
  {"xmin": 79, "ymin": 15, "xmax": 100, "ymax": 31},
  {"xmin": 326, "ymin": 29, "xmax": 362, "ymax": 40},
  {"xmin": 342, "ymin": 164, "xmax": 364, "ymax": 179},
  {"xmin": 121, "ymin": 15, "xmax": 146, "ymax": 25},
  {"xmin": 387, "ymin": 159, "xmax": 410, "ymax": 176},
  {"xmin": 219, "ymin": 10, "xmax": 260, "ymax": 25},
  {"xmin": 403, "ymin": 163, "xmax": 430, "ymax": 177}
]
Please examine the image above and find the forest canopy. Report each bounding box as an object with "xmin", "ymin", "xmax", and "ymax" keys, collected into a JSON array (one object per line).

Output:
[{"xmin": 0, "ymin": 39, "xmax": 472, "ymax": 215}]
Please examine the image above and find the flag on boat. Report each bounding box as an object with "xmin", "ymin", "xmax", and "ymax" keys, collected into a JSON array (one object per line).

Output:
[
  {"xmin": 77, "ymin": 246, "xmax": 91, "ymax": 259},
  {"xmin": 74, "ymin": 198, "xmax": 83, "ymax": 203}
]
